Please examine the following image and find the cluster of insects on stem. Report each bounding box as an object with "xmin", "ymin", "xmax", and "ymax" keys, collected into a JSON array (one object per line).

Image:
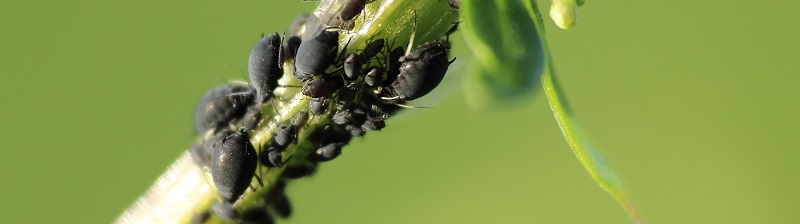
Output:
[{"xmin": 189, "ymin": 0, "xmax": 459, "ymax": 222}]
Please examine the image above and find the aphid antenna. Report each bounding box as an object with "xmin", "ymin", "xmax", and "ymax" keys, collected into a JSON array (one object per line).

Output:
[
  {"xmin": 228, "ymin": 80, "xmax": 250, "ymax": 87},
  {"xmin": 389, "ymin": 102, "xmax": 434, "ymax": 109}
]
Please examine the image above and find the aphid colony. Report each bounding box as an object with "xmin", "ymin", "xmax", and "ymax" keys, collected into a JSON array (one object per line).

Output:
[{"xmin": 188, "ymin": 0, "xmax": 455, "ymax": 222}]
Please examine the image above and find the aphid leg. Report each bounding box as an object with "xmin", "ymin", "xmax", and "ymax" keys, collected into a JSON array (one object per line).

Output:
[
  {"xmin": 445, "ymin": 21, "xmax": 460, "ymax": 41},
  {"xmin": 254, "ymin": 143, "xmax": 265, "ymax": 187},
  {"xmin": 337, "ymin": 36, "xmax": 354, "ymax": 63},
  {"xmin": 380, "ymin": 96, "xmax": 400, "ymax": 100},
  {"xmin": 228, "ymin": 80, "xmax": 250, "ymax": 86}
]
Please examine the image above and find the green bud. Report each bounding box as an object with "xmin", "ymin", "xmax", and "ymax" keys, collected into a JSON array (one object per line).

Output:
[{"xmin": 550, "ymin": 0, "xmax": 578, "ymax": 29}]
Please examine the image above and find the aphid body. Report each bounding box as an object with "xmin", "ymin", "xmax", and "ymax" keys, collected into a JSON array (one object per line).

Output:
[
  {"xmin": 338, "ymin": 0, "xmax": 367, "ymax": 21},
  {"xmin": 294, "ymin": 30, "xmax": 339, "ymax": 82},
  {"xmin": 211, "ymin": 129, "xmax": 258, "ymax": 203},
  {"xmin": 308, "ymin": 97, "xmax": 331, "ymax": 115},
  {"xmin": 302, "ymin": 75, "xmax": 343, "ymax": 98},
  {"xmin": 248, "ymin": 33, "xmax": 283, "ymax": 103},
  {"xmin": 194, "ymin": 85, "xmax": 253, "ymax": 134},
  {"xmin": 387, "ymin": 40, "xmax": 452, "ymax": 100}
]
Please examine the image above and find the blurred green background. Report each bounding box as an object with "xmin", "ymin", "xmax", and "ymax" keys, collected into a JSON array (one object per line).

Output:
[{"xmin": 1, "ymin": 1, "xmax": 798, "ymax": 223}]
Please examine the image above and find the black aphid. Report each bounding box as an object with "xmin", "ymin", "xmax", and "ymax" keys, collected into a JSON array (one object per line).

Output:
[
  {"xmin": 359, "ymin": 38, "xmax": 385, "ymax": 62},
  {"xmin": 262, "ymin": 180, "xmax": 287, "ymax": 202},
  {"xmin": 362, "ymin": 117, "xmax": 386, "ymax": 131},
  {"xmin": 364, "ymin": 66, "xmax": 384, "ymax": 87},
  {"xmin": 241, "ymin": 106, "xmax": 262, "ymax": 130},
  {"xmin": 268, "ymin": 193, "xmax": 293, "ymax": 218},
  {"xmin": 189, "ymin": 143, "xmax": 210, "ymax": 167},
  {"xmin": 386, "ymin": 40, "xmax": 452, "ymax": 100},
  {"xmin": 191, "ymin": 130, "xmax": 233, "ymax": 167},
  {"xmin": 283, "ymin": 35, "xmax": 302, "ymax": 61},
  {"xmin": 248, "ymin": 33, "xmax": 283, "ymax": 103},
  {"xmin": 291, "ymin": 110, "xmax": 310, "ymax": 127},
  {"xmin": 240, "ymin": 206, "xmax": 275, "ymax": 224},
  {"xmin": 309, "ymin": 142, "xmax": 345, "ymax": 162},
  {"xmin": 332, "ymin": 109, "xmax": 353, "ymax": 125},
  {"xmin": 194, "ymin": 85, "xmax": 253, "ymax": 134},
  {"xmin": 344, "ymin": 124, "xmax": 366, "ymax": 137},
  {"xmin": 335, "ymin": 83, "xmax": 358, "ymax": 110},
  {"xmin": 281, "ymin": 163, "xmax": 317, "ymax": 179},
  {"xmin": 343, "ymin": 54, "xmax": 360, "ymax": 80},
  {"xmin": 211, "ymin": 129, "xmax": 258, "ymax": 203},
  {"xmin": 308, "ymin": 97, "xmax": 331, "ymax": 115},
  {"xmin": 302, "ymin": 75, "xmax": 343, "ymax": 98},
  {"xmin": 294, "ymin": 30, "xmax": 339, "ymax": 82},
  {"xmin": 351, "ymin": 107, "xmax": 368, "ymax": 124},
  {"xmin": 339, "ymin": 0, "xmax": 367, "ymax": 21},
  {"xmin": 272, "ymin": 123, "xmax": 297, "ymax": 148},
  {"xmin": 261, "ymin": 146, "xmax": 285, "ymax": 168}
]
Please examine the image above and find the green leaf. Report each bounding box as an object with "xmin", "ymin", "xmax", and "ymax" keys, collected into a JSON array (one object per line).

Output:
[
  {"xmin": 541, "ymin": 66, "xmax": 642, "ymax": 223},
  {"xmin": 462, "ymin": 0, "xmax": 642, "ymax": 222},
  {"xmin": 524, "ymin": 0, "xmax": 643, "ymax": 222}
]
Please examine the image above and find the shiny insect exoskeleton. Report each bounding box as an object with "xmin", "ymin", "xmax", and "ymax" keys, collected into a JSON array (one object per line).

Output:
[
  {"xmin": 359, "ymin": 38, "xmax": 385, "ymax": 62},
  {"xmin": 362, "ymin": 114, "xmax": 386, "ymax": 131},
  {"xmin": 310, "ymin": 142, "xmax": 346, "ymax": 162},
  {"xmin": 308, "ymin": 97, "xmax": 331, "ymax": 115},
  {"xmin": 302, "ymin": 75, "xmax": 343, "ymax": 98},
  {"xmin": 194, "ymin": 85, "xmax": 254, "ymax": 134},
  {"xmin": 272, "ymin": 124, "xmax": 297, "ymax": 148},
  {"xmin": 343, "ymin": 54, "xmax": 360, "ymax": 80},
  {"xmin": 261, "ymin": 146, "xmax": 284, "ymax": 168},
  {"xmin": 294, "ymin": 30, "xmax": 339, "ymax": 82},
  {"xmin": 306, "ymin": 126, "xmax": 351, "ymax": 162},
  {"xmin": 385, "ymin": 40, "xmax": 453, "ymax": 101},
  {"xmin": 363, "ymin": 66, "xmax": 384, "ymax": 87},
  {"xmin": 210, "ymin": 129, "xmax": 258, "ymax": 203},
  {"xmin": 338, "ymin": 0, "xmax": 367, "ymax": 21},
  {"xmin": 248, "ymin": 33, "xmax": 283, "ymax": 104},
  {"xmin": 344, "ymin": 124, "xmax": 366, "ymax": 137},
  {"xmin": 332, "ymin": 109, "xmax": 353, "ymax": 125}
]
